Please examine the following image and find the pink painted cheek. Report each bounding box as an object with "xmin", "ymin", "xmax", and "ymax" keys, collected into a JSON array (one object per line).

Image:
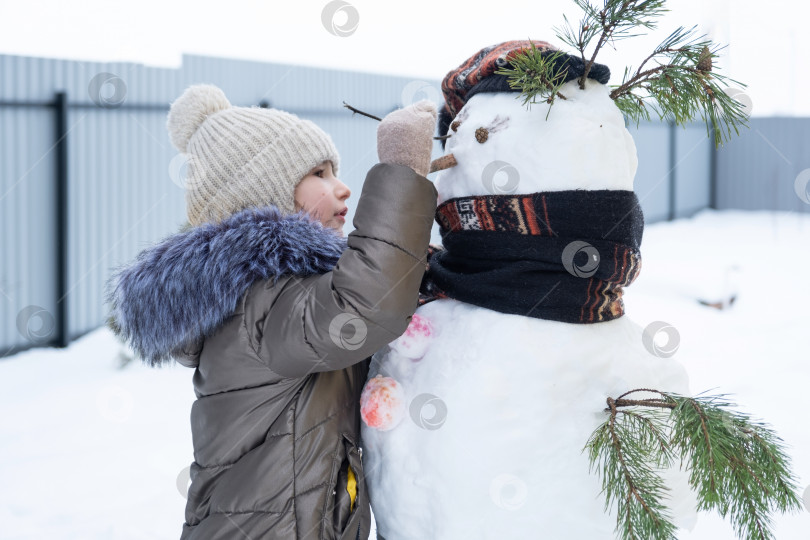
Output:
[
  {"xmin": 404, "ymin": 314, "xmax": 433, "ymax": 339},
  {"xmin": 360, "ymin": 375, "xmax": 406, "ymax": 431},
  {"xmin": 391, "ymin": 314, "xmax": 435, "ymax": 360}
]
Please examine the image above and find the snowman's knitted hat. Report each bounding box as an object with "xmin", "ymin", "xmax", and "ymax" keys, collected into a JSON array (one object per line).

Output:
[
  {"xmin": 167, "ymin": 84, "xmax": 340, "ymax": 226},
  {"xmin": 438, "ymin": 40, "xmax": 612, "ymax": 146}
]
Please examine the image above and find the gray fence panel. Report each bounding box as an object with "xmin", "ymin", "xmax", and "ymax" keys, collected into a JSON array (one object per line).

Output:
[
  {"xmin": 66, "ymin": 107, "xmax": 185, "ymax": 337},
  {"xmin": 627, "ymin": 122, "xmax": 671, "ymax": 223},
  {"xmin": 0, "ymin": 97, "xmax": 58, "ymax": 350},
  {"xmin": 675, "ymin": 123, "xmax": 712, "ymax": 218},
  {"xmin": 716, "ymin": 118, "xmax": 810, "ymax": 212}
]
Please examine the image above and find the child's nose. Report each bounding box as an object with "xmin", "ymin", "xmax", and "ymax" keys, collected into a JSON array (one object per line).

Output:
[{"xmin": 336, "ymin": 181, "xmax": 351, "ymax": 200}]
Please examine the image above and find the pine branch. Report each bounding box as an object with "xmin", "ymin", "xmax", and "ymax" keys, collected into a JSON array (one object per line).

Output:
[
  {"xmin": 608, "ymin": 26, "xmax": 749, "ymax": 146},
  {"xmin": 495, "ymin": 44, "xmax": 570, "ymax": 119},
  {"xmin": 586, "ymin": 394, "xmax": 677, "ymax": 540},
  {"xmin": 587, "ymin": 390, "xmax": 802, "ymax": 540},
  {"xmin": 616, "ymin": 388, "xmax": 671, "ymax": 401},
  {"xmin": 505, "ymin": 1, "xmax": 749, "ymax": 147},
  {"xmin": 554, "ymin": 0, "xmax": 669, "ymax": 89},
  {"xmin": 669, "ymin": 393, "xmax": 803, "ymax": 540},
  {"xmin": 555, "ymin": 11, "xmax": 600, "ymax": 72}
]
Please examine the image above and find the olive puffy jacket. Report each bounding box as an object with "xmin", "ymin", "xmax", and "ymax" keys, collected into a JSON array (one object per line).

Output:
[{"xmin": 107, "ymin": 163, "xmax": 438, "ymax": 539}]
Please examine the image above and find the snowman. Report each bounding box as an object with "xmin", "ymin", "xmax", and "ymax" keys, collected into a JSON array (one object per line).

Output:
[{"xmin": 360, "ymin": 41, "xmax": 698, "ymax": 539}]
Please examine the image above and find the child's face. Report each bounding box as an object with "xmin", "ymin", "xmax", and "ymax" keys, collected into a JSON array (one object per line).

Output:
[{"xmin": 294, "ymin": 161, "xmax": 351, "ymax": 235}]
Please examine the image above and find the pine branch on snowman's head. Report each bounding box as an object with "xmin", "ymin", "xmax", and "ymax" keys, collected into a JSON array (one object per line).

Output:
[{"xmin": 484, "ymin": 0, "xmax": 750, "ymax": 147}]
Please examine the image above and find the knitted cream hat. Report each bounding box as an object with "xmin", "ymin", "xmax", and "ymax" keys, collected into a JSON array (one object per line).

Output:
[{"xmin": 167, "ymin": 84, "xmax": 340, "ymax": 226}]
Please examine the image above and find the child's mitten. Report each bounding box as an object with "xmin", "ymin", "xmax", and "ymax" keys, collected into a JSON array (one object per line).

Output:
[{"xmin": 377, "ymin": 100, "xmax": 437, "ymax": 177}]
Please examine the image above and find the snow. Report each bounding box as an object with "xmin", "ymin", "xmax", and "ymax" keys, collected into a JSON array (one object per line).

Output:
[
  {"xmin": 1, "ymin": 209, "xmax": 809, "ymax": 539},
  {"xmin": 0, "ymin": 331, "xmax": 194, "ymax": 539},
  {"xmin": 626, "ymin": 209, "xmax": 810, "ymax": 539}
]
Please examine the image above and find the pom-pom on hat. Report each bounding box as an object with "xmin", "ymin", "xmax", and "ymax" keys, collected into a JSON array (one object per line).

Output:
[
  {"xmin": 438, "ymin": 40, "xmax": 612, "ymax": 145},
  {"xmin": 167, "ymin": 84, "xmax": 340, "ymax": 226}
]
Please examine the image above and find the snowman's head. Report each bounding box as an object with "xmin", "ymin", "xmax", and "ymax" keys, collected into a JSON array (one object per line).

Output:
[{"xmin": 434, "ymin": 41, "xmax": 638, "ymax": 204}]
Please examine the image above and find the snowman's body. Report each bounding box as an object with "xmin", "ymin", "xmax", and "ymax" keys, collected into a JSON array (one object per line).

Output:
[{"xmin": 362, "ymin": 80, "xmax": 695, "ymax": 539}]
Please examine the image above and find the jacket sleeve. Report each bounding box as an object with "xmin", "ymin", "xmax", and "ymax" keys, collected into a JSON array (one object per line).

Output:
[{"xmin": 243, "ymin": 163, "xmax": 438, "ymax": 378}]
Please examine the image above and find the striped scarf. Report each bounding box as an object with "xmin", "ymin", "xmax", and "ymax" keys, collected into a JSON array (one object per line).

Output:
[{"xmin": 419, "ymin": 190, "xmax": 644, "ymax": 324}]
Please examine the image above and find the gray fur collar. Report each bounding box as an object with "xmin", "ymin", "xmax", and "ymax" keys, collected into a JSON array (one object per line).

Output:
[{"xmin": 106, "ymin": 206, "xmax": 347, "ymax": 366}]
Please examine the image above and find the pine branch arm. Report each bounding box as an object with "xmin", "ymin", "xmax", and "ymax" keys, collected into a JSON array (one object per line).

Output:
[
  {"xmin": 592, "ymin": 390, "xmax": 801, "ymax": 539},
  {"xmin": 614, "ymin": 398, "xmax": 676, "ymax": 409},
  {"xmin": 730, "ymin": 455, "xmax": 771, "ymax": 496},
  {"xmin": 688, "ymin": 399, "xmax": 717, "ymax": 495},
  {"xmin": 606, "ymin": 400, "xmax": 664, "ymax": 533},
  {"xmin": 615, "ymin": 388, "xmax": 673, "ymax": 402},
  {"xmin": 730, "ymin": 461, "xmax": 769, "ymax": 540}
]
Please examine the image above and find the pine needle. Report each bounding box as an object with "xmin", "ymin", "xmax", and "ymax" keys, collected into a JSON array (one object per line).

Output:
[
  {"xmin": 495, "ymin": 43, "xmax": 570, "ymax": 119},
  {"xmin": 587, "ymin": 394, "xmax": 678, "ymax": 539},
  {"xmin": 608, "ymin": 25, "xmax": 749, "ymax": 147},
  {"xmin": 586, "ymin": 389, "xmax": 802, "ymax": 540}
]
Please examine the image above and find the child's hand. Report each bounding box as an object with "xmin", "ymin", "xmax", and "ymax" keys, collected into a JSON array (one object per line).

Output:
[{"xmin": 377, "ymin": 100, "xmax": 437, "ymax": 177}]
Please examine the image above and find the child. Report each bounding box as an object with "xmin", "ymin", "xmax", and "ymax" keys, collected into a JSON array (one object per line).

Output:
[{"xmin": 106, "ymin": 84, "xmax": 438, "ymax": 540}]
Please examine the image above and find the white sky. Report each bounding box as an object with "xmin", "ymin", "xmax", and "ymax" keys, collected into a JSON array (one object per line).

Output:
[{"xmin": 0, "ymin": 0, "xmax": 808, "ymax": 116}]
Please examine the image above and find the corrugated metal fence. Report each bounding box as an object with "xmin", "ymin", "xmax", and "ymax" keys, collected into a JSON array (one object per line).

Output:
[
  {"xmin": 0, "ymin": 54, "xmax": 437, "ymax": 356},
  {"xmin": 714, "ymin": 118, "xmax": 810, "ymax": 211},
  {"xmin": 1, "ymin": 53, "xmax": 808, "ymax": 356}
]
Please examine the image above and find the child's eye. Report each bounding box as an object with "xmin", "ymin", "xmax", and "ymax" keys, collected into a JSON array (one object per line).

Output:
[{"xmin": 314, "ymin": 169, "xmax": 324, "ymax": 178}]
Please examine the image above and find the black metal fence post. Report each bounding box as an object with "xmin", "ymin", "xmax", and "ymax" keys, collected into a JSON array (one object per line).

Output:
[{"xmin": 54, "ymin": 91, "xmax": 69, "ymax": 348}]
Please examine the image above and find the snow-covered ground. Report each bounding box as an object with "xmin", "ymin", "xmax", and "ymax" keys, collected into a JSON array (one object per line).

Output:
[{"xmin": 1, "ymin": 209, "xmax": 809, "ymax": 539}]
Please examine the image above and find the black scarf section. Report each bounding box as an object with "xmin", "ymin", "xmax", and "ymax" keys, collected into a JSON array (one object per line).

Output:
[{"xmin": 420, "ymin": 190, "xmax": 644, "ymax": 324}]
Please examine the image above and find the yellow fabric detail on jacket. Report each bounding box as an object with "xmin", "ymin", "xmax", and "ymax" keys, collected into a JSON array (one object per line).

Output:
[{"xmin": 347, "ymin": 465, "xmax": 357, "ymax": 512}]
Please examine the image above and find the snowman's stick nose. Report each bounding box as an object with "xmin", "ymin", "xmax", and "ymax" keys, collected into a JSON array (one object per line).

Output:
[{"xmin": 429, "ymin": 154, "xmax": 457, "ymax": 173}]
